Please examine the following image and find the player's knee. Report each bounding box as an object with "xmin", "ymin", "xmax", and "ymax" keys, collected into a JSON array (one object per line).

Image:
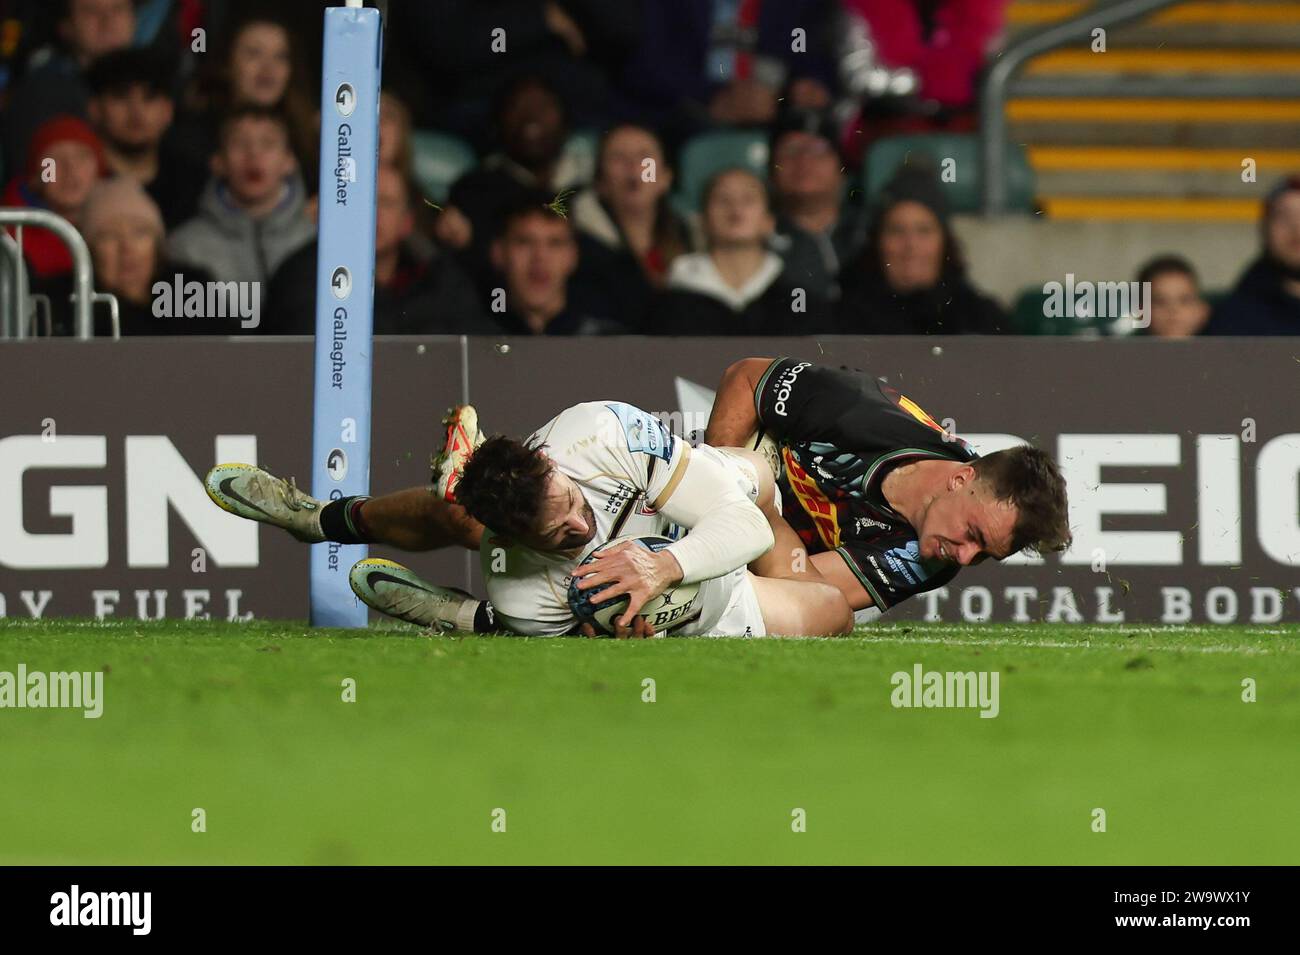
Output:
[
  {"xmin": 835, "ymin": 604, "xmax": 855, "ymax": 635},
  {"xmin": 823, "ymin": 587, "xmax": 855, "ymax": 635}
]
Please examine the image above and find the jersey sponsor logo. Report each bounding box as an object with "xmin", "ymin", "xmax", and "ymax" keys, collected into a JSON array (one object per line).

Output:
[
  {"xmin": 603, "ymin": 482, "xmax": 636, "ymax": 514},
  {"xmin": 771, "ymin": 361, "xmax": 811, "ymax": 416},
  {"xmin": 605, "ymin": 402, "xmax": 674, "ymax": 462},
  {"xmin": 854, "ymin": 515, "xmax": 891, "ymax": 534},
  {"xmin": 564, "ymin": 436, "xmax": 598, "ymax": 456},
  {"xmin": 881, "ymin": 539, "xmax": 939, "ymax": 589},
  {"xmin": 783, "ymin": 447, "xmax": 840, "ymax": 548},
  {"xmin": 864, "ymin": 554, "xmax": 898, "ymax": 595},
  {"xmin": 883, "ymin": 540, "xmax": 923, "ymax": 585}
]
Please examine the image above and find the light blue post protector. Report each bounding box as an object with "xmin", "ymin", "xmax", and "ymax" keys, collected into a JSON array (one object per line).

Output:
[{"xmin": 310, "ymin": 4, "xmax": 382, "ymax": 627}]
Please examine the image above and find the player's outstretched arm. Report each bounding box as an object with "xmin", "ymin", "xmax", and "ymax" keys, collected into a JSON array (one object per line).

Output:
[
  {"xmin": 657, "ymin": 449, "xmax": 775, "ymax": 584},
  {"xmin": 704, "ymin": 357, "xmax": 773, "ymax": 447}
]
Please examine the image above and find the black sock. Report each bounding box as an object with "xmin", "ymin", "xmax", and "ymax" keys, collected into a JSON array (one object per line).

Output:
[
  {"xmin": 473, "ymin": 602, "xmax": 495, "ymax": 634},
  {"xmin": 319, "ymin": 496, "xmax": 372, "ymax": 544}
]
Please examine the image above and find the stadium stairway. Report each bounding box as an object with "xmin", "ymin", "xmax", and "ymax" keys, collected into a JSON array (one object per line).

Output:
[{"xmin": 1005, "ymin": 0, "xmax": 1300, "ymax": 220}]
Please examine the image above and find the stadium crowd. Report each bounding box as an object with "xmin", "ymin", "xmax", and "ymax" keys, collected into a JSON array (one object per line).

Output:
[{"xmin": 2, "ymin": 0, "xmax": 1298, "ymax": 337}]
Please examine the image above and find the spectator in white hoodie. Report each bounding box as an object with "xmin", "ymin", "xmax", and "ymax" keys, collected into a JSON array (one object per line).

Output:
[{"xmin": 652, "ymin": 168, "xmax": 833, "ymax": 335}]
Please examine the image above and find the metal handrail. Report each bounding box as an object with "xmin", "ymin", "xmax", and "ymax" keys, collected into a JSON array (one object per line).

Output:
[
  {"xmin": 979, "ymin": 0, "xmax": 1180, "ymax": 215},
  {"xmin": 0, "ymin": 232, "xmax": 24, "ymax": 338},
  {"xmin": 92, "ymin": 291, "xmax": 121, "ymax": 340},
  {"xmin": 0, "ymin": 207, "xmax": 96, "ymax": 338}
]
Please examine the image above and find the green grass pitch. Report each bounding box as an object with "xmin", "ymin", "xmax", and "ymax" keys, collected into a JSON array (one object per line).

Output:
[{"xmin": 1, "ymin": 620, "xmax": 1297, "ymax": 865}]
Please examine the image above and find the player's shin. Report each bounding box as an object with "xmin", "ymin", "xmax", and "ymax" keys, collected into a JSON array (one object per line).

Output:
[{"xmin": 321, "ymin": 486, "xmax": 484, "ymax": 551}]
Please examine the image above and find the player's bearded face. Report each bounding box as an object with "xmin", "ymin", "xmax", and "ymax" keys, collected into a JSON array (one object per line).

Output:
[
  {"xmin": 918, "ymin": 480, "xmax": 1017, "ymax": 566},
  {"xmin": 526, "ymin": 471, "xmax": 597, "ymax": 553}
]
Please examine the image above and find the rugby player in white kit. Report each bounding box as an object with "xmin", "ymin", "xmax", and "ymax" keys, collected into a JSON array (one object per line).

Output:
[{"xmin": 204, "ymin": 401, "xmax": 854, "ymax": 638}]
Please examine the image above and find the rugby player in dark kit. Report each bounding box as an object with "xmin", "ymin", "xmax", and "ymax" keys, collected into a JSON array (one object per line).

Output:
[{"xmin": 703, "ymin": 357, "xmax": 1073, "ymax": 613}]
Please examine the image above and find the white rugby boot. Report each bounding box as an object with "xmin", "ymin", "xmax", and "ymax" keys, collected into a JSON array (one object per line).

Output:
[
  {"xmin": 205, "ymin": 463, "xmax": 326, "ymax": 543},
  {"xmin": 349, "ymin": 558, "xmax": 482, "ymax": 632},
  {"xmin": 430, "ymin": 404, "xmax": 485, "ymax": 503}
]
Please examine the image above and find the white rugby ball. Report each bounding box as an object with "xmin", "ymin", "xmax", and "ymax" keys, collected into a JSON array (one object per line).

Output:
[{"xmin": 567, "ymin": 535, "xmax": 702, "ymax": 635}]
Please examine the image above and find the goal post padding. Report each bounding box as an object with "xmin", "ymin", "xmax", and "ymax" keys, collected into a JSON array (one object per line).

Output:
[{"xmin": 310, "ymin": 4, "xmax": 382, "ymax": 627}]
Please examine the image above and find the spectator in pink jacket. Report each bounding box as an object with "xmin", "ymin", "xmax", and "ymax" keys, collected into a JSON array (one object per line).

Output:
[{"xmin": 840, "ymin": 0, "xmax": 1008, "ymax": 160}]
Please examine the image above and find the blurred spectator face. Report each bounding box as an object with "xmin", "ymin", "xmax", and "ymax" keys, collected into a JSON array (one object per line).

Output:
[
  {"xmin": 36, "ymin": 141, "xmax": 101, "ymax": 216},
  {"xmin": 492, "ymin": 212, "xmax": 578, "ymax": 312},
  {"xmin": 90, "ymin": 215, "xmax": 160, "ymax": 304},
  {"xmin": 375, "ymin": 167, "xmax": 414, "ymax": 259},
  {"xmin": 1266, "ymin": 191, "xmax": 1300, "ymax": 272},
  {"xmin": 1146, "ymin": 270, "xmax": 1209, "ymax": 337},
  {"xmin": 500, "ymin": 82, "xmax": 566, "ymax": 170},
  {"xmin": 379, "ymin": 92, "xmax": 411, "ymax": 170},
  {"xmin": 879, "ymin": 200, "xmax": 944, "ymax": 292},
  {"xmin": 231, "ymin": 22, "xmax": 292, "ymax": 107},
  {"xmin": 703, "ymin": 170, "xmax": 774, "ymax": 249},
  {"xmin": 91, "ymin": 85, "xmax": 175, "ymax": 154},
  {"xmin": 771, "ymin": 131, "xmax": 841, "ymax": 205},
  {"xmin": 60, "ymin": 0, "xmax": 135, "ymax": 65},
  {"xmin": 596, "ymin": 127, "xmax": 670, "ymax": 215},
  {"xmin": 213, "ymin": 118, "xmax": 296, "ymax": 208}
]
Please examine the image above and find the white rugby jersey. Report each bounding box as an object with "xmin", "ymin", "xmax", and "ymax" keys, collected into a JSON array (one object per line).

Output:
[{"xmin": 480, "ymin": 401, "xmax": 690, "ymax": 635}]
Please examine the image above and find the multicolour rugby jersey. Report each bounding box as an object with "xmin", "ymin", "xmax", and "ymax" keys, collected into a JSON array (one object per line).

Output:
[{"xmin": 753, "ymin": 357, "xmax": 979, "ymax": 610}]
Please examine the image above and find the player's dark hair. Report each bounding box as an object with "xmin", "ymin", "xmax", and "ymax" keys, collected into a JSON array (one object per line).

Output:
[
  {"xmin": 971, "ymin": 446, "xmax": 1072, "ymax": 556},
  {"xmin": 455, "ymin": 436, "xmax": 553, "ymax": 541},
  {"xmin": 1135, "ymin": 254, "xmax": 1199, "ymax": 289}
]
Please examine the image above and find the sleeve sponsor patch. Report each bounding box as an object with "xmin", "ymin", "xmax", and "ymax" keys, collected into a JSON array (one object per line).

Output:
[
  {"xmin": 605, "ymin": 402, "xmax": 674, "ymax": 462},
  {"xmin": 842, "ymin": 536, "xmax": 955, "ymax": 611},
  {"xmin": 882, "ymin": 540, "xmax": 924, "ymax": 586}
]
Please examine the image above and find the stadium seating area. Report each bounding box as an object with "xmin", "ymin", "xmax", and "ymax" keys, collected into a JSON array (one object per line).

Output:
[{"xmin": 1, "ymin": 0, "xmax": 1298, "ymax": 338}]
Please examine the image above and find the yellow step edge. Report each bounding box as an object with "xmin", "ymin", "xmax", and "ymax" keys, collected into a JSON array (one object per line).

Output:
[
  {"xmin": 1027, "ymin": 49, "xmax": 1300, "ymax": 73},
  {"xmin": 1010, "ymin": 2, "xmax": 1300, "ymax": 25},
  {"xmin": 1008, "ymin": 98, "xmax": 1300, "ymax": 121},
  {"xmin": 1028, "ymin": 146, "xmax": 1300, "ymax": 170},
  {"xmin": 1041, "ymin": 196, "xmax": 1262, "ymax": 221}
]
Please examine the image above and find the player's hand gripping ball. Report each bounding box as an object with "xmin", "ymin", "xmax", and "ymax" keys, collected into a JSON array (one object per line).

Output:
[{"xmin": 567, "ymin": 536, "xmax": 702, "ymax": 636}]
